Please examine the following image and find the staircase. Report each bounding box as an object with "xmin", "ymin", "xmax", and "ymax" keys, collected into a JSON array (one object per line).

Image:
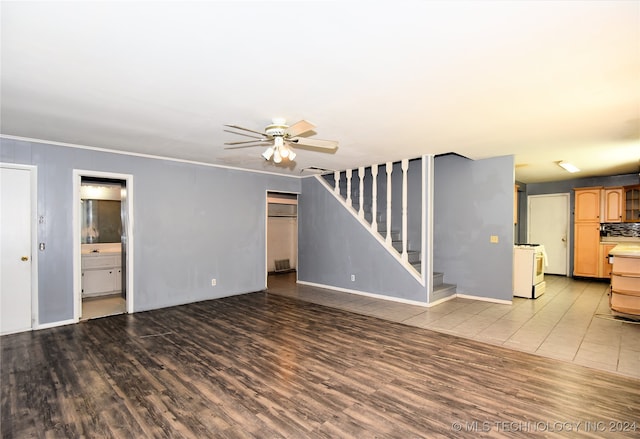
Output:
[
  {"xmin": 319, "ymin": 157, "xmax": 457, "ymax": 300},
  {"xmin": 383, "ymin": 227, "xmax": 421, "ymax": 272},
  {"xmin": 432, "ymin": 272, "xmax": 457, "ymax": 302}
]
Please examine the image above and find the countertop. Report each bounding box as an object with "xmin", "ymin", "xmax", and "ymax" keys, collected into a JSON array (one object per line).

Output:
[
  {"xmin": 81, "ymin": 243, "xmax": 122, "ymax": 254},
  {"xmin": 609, "ymin": 244, "xmax": 640, "ymax": 257},
  {"xmin": 601, "ymin": 236, "xmax": 640, "ymax": 243},
  {"xmin": 81, "ymin": 251, "xmax": 121, "ymax": 256}
]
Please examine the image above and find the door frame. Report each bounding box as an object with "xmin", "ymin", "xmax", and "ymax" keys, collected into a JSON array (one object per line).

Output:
[
  {"xmin": 72, "ymin": 170, "xmax": 134, "ymax": 321},
  {"xmin": 0, "ymin": 163, "xmax": 39, "ymax": 331},
  {"xmin": 264, "ymin": 190, "xmax": 299, "ymax": 289},
  {"xmin": 527, "ymin": 193, "xmax": 571, "ymax": 276}
]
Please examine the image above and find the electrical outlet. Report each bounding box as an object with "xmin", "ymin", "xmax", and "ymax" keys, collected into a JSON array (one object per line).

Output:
[
  {"xmin": 211, "ymin": 278, "xmax": 217, "ymax": 286},
  {"xmin": 351, "ymin": 274, "xmax": 356, "ymax": 282},
  {"xmin": 490, "ymin": 235, "xmax": 499, "ymax": 243}
]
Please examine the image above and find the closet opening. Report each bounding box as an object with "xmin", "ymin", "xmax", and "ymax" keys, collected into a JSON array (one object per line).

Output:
[{"xmin": 266, "ymin": 192, "xmax": 298, "ymax": 288}]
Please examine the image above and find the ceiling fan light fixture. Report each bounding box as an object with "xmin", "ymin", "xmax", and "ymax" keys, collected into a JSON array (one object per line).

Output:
[
  {"xmin": 558, "ymin": 161, "xmax": 580, "ymax": 173},
  {"xmin": 262, "ymin": 147, "xmax": 274, "ymax": 160},
  {"xmin": 225, "ymin": 119, "xmax": 337, "ymax": 164}
]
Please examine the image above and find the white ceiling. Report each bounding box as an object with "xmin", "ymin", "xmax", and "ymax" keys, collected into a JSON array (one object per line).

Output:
[{"xmin": 1, "ymin": 1, "xmax": 639, "ymax": 183}]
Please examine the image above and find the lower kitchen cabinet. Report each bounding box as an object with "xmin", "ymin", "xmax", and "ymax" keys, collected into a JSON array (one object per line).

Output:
[
  {"xmin": 609, "ymin": 246, "xmax": 640, "ymax": 316},
  {"xmin": 599, "ymin": 243, "xmax": 617, "ymax": 278},
  {"xmin": 573, "ymin": 223, "xmax": 600, "ymax": 277}
]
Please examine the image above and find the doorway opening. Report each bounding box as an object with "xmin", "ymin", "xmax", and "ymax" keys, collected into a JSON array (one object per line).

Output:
[
  {"xmin": 73, "ymin": 171, "xmax": 134, "ymax": 321},
  {"xmin": 266, "ymin": 192, "xmax": 298, "ymax": 289}
]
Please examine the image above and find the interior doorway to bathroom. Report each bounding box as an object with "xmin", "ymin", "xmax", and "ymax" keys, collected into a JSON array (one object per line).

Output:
[{"xmin": 73, "ymin": 171, "xmax": 133, "ymax": 321}]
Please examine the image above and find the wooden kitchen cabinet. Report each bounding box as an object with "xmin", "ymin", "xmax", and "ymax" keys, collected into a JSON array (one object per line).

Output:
[
  {"xmin": 609, "ymin": 245, "xmax": 640, "ymax": 316},
  {"xmin": 574, "ymin": 187, "xmax": 602, "ymax": 222},
  {"xmin": 574, "ymin": 222, "xmax": 601, "ymax": 277},
  {"xmin": 624, "ymin": 185, "xmax": 640, "ymax": 222},
  {"xmin": 599, "ymin": 243, "xmax": 617, "ymax": 278},
  {"xmin": 602, "ymin": 187, "xmax": 623, "ymax": 223},
  {"xmin": 573, "ymin": 187, "xmax": 602, "ymax": 277}
]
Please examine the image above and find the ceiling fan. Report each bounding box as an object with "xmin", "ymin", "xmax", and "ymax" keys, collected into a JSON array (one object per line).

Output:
[{"xmin": 224, "ymin": 118, "xmax": 338, "ymax": 163}]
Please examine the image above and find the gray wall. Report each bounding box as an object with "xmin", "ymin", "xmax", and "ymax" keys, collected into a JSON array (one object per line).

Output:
[
  {"xmin": 1, "ymin": 138, "xmax": 300, "ymax": 324},
  {"xmin": 514, "ymin": 181, "xmax": 527, "ymax": 243},
  {"xmin": 526, "ymin": 174, "xmax": 638, "ymax": 197},
  {"xmin": 298, "ymin": 176, "xmax": 427, "ymax": 302},
  {"xmin": 434, "ymin": 154, "xmax": 514, "ymax": 301}
]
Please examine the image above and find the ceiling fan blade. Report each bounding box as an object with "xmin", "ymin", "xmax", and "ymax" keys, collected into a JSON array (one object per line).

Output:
[
  {"xmin": 224, "ymin": 124, "xmax": 267, "ymax": 136},
  {"xmin": 225, "ymin": 139, "xmax": 273, "ymax": 146},
  {"xmin": 289, "ymin": 137, "xmax": 338, "ymax": 150},
  {"xmin": 224, "ymin": 142, "xmax": 270, "ymax": 150},
  {"xmin": 224, "ymin": 129, "xmax": 266, "ymax": 140},
  {"xmin": 285, "ymin": 120, "xmax": 316, "ymax": 138},
  {"xmin": 225, "ymin": 139, "xmax": 269, "ymax": 145}
]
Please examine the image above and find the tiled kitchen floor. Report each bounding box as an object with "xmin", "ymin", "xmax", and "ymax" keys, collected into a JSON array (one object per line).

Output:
[{"xmin": 267, "ymin": 273, "xmax": 640, "ymax": 379}]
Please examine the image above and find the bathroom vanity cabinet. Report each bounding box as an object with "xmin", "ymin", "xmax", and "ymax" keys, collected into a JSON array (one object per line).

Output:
[{"xmin": 81, "ymin": 252, "xmax": 122, "ymax": 297}]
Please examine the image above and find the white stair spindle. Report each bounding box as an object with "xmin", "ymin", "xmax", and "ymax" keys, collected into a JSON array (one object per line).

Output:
[
  {"xmin": 358, "ymin": 167, "xmax": 365, "ymax": 219},
  {"xmin": 334, "ymin": 171, "xmax": 340, "ymax": 194},
  {"xmin": 401, "ymin": 159, "xmax": 409, "ymax": 262},
  {"xmin": 371, "ymin": 164, "xmax": 378, "ymax": 231},
  {"xmin": 346, "ymin": 169, "xmax": 352, "ymax": 206},
  {"xmin": 386, "ymin": 162, "xmax": 392, "ymax": 245}
]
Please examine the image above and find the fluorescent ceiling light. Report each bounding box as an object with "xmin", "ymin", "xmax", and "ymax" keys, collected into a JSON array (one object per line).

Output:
[{"xmin": 558, "ymin": 161, "xmax": 580, "ymax": 173}]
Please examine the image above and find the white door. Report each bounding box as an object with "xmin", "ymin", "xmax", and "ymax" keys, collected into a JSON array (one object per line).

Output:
[
  {"xmin": 528, "ymin": 194, "xmax": 570, "ymax": 275},
  {"xmin": 1, "ymin": 166, "xmax": 34, "ymax": 334}
]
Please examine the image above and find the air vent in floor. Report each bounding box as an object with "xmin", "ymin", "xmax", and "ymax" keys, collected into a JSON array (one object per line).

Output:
[{"xmin": 275, "ymin": 259, "xmax": 291, "ymax": 272}]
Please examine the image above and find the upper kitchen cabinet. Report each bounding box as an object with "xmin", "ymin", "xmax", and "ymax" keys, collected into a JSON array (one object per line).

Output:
[
  {"xmin": 624, "ymin": 185, "xmax": 640, "ymax": 222},
  {"xmin": 574, "ymin": 187, "xmax": 602, "ymax": 222},
  {"xmin": 602, "ymin": 187, "xmax": 623, "ymax": 223}
]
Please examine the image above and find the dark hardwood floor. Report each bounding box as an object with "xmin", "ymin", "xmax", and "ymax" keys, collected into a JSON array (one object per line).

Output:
[{"xmin": 2, "ymin": 292, "xmax": 639, "ymax": 438}]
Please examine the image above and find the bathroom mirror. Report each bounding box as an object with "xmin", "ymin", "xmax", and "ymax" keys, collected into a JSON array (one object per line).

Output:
[{"xmin": 81, "ymin": 199, "xmax": 122, "ymax": 243}]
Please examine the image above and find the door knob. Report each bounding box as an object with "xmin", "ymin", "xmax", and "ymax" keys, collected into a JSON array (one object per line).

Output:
[{"xmin": 21, "ymin": 256, "xmax": 29, "ymax": 261}]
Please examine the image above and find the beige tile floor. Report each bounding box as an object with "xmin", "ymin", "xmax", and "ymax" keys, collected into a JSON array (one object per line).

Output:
[
  {"xmin": 267, "ymin": 273, "xmax": 640, "ymax": 379},
  {"xmin": 81, "ymin": 295, "xmax": 126, "ymax": 321}
]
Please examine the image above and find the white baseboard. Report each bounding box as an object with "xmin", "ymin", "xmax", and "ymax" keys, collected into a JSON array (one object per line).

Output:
[
  {"xmin": 295, "ymin": 280, "xmax": 511, "ymax": 307},
  {"xmin": 427, "ymin": 294, "xmax": 457, "ymax": 307},
  {"xmin": 34, "ymin": 318, "xmax": 76, "ymax": 331},
  {"xmin": 455, "ymin": 293, "xmax": 512, "ymax": 305},
  {"xmin": 296, "ymin": 280, "xmax": 432, "ymax": 307}
]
